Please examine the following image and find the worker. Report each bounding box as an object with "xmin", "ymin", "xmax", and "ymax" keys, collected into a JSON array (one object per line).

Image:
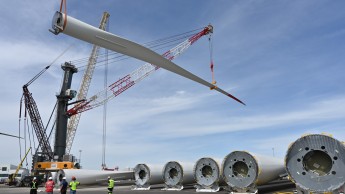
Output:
[
  {"xmin": 60, "ymin": 177, "xmax": 68, "ymax": 194},
  {"xmin": 29, "ymin": 177, "xmax": 38, "ymax": 194},
  {"xmin": 45, "ymin": 177, "xmax": 55, "ymax": 194},
  {"xmin": 69, "ymin": 176, "xmax": 80, "ymax": 194},
  {"xmin": 107, "ymin": 176, "xmax": 115, "ymax": 194}
]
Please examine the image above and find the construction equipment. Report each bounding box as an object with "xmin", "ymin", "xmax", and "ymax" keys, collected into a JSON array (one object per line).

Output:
[
  {"xmin": 21, "ymin": 174, "xmax": 45, "ymax": 187},
  {"xmin": 29, "ymin": 62, "xmax": 77, "ymax": 173},
  {"xmin": 63, "ymin": 24, "xmax": 217, "ymax": 170},
  {"xmin": 55, "ymin": 63, "xmax": 78, "ymax": 161},
  {"xmin": 17, "ymin": 45, "xmax": 73, "ymax": 184},
  {"xmin": 65, "ymin": 25, "xmax": 214, "ymax": 116},
  {"xmin": 65, "ymin": 12, "xmax": 110, "ymax": 155},
  {"xmin": 25, "ymin": 15, "xmax": 219, "ymax": 177},
  {"xmin": 23, "ymin": 8, "xmax": 242, "ymax": 179},
  {"xmin": 19, "ymin": 43, "xmax": 74, "ymax": 174},
  {"xmin": 8, "ymin": 148, "xmax": 31, "ymax": 186},
  {"xmin": 22, "ymin": 81, "xmax": 59, "ymax": 172},
  {"xmin": 20, "ymin": 13, "xmax": 110, "ymax": 176},
  {"xmin": 23, "ymin": 84, "xmax": 54, "ymax": 161}
]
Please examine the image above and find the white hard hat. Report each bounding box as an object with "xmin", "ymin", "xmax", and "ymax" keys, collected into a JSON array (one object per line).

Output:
[
  {"xmin": 48, "ymin": 177, "xmax": 52, "ymax": 180},
  {"xmin": 33, "ymin": 177, "xmax": 37, "ymax": 180},
  {"xmin": 108, "ymin": 176, "xmax": 111, "ymax": 178},
  {"xmin": 62, "ymin": 177, "xmax": 66, "ymax": 180}
]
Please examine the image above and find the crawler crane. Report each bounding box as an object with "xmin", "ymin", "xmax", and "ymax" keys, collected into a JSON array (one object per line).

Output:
[{"xmin": 20, "ymin": 12, "xmax": 110, "ymax": 176}]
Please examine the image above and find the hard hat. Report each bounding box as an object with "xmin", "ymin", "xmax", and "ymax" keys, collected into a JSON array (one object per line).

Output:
[
  {"xmin": 108, "ymin": 176, "xmax": 111, "ymax": 179},
  {"xmin": 62, "ymin": 177, "xmax": 66, "ymax": 180},
  {"xmin": 33, "ymin": 177, "xmax": 37, "ymax": 180},
  {"xmin": 48, "ymin": 177, "xmax": 52, "ymax": 180}
]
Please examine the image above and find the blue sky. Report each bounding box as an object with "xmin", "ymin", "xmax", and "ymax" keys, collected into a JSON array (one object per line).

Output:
[{"xmin": 0, "ymin": 1, "xmax": 344, "ymax": 170}]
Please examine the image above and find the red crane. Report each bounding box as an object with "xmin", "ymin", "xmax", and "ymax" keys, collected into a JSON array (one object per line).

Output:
[{"xmin": 66, "ymin": 25, "xmax": 214, "ymax": 116}]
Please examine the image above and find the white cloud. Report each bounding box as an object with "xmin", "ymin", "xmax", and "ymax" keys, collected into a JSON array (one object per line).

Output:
[
  {"xmin": 128, "ymin": 95, "xmax": 345, "ymax": 139},
  {"xmin": 1, "ymin": 1, "xmax": 345, "ymax": 171}
]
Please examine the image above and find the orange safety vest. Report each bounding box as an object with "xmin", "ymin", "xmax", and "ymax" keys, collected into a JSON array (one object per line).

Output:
[{"xmin": 45, "ymin": 180, "xmax": 55, "ymax": 192}]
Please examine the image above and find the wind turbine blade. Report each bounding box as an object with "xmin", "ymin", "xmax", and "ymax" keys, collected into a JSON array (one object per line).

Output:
[
  {"xmin": 51, "ymin": 12, "xmax": 245, "ymax": 105},
  {"xmin": 215, "ymin": 88, "xmax": 246, "ymax": 105}
]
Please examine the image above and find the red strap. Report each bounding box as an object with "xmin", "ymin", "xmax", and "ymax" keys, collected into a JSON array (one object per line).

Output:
[
  {"xmin": 59, "ymin": 0, "xmax": 67, "ymax": 31},
  {"xmin": 59, "ymin": 0, "xmax": 66, "ymax": 12}
]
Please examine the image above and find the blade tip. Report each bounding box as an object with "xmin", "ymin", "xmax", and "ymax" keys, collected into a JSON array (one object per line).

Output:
[{"xmin": 227, "ymin": 94, "xmax": 246, "ymax": 106}]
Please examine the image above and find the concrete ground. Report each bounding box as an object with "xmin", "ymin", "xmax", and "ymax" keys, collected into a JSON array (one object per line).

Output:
[{"xmin": 0, "ymin": 181, "xmax": 296, "ymax": 194}]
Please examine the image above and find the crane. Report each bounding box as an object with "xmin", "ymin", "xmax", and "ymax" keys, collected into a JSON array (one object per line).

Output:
[
  {"xmin": 8, "ymin": 148, "xmax": 31, "ymax": 186},
  {"xmin": 18, "ymin": 11, "xmax": 110, "ymax": 179},
  {"xmin": 65, "ymin": 12, "xmax": 110, "ymax": 155},
  {"xmin": 19, "ymin": 45, "xmax": 76, "ymax": 176},
  {"xmin": 22, "ymin": 84, "xmax": 54, "ymax": 161},
  {"xmin": 20, "ymin": 62, "xmax": 78, "ymax": 175},
  {"xmin": 66, "ymin": 25, "xmax": 214, "ymax": 116}
]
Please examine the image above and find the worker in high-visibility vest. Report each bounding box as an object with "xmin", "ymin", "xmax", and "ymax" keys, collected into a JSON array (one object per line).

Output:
[
  {"xmin": 29, "ymin": 177, "xmax": 38, "ymax": 194},
  {"xmin": 69, "ymin": 176, "xmax": 80, "ymax": 194},
  {"xmin": 107, "ymin": 176, "xmax": 115, "ymax": 194}
]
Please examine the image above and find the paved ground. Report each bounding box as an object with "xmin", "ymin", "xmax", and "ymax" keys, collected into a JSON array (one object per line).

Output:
[{"xmin": 0, "ymin": 181, "xmax": 296, "ymax": 194}]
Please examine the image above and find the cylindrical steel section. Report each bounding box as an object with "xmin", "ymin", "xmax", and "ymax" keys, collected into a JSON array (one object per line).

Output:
[
  {"xmin": 56, "ymin": 169, "xmax": 133, "ymax": 186},
  {"xmin": 194, "ymin": 157, "xmax": 222, "ymax": 187},
  {"xmin": 50, "ymin": 172, "xmax": 56, "ymax": 182},
  {"xmin": 162, "ymin": 161, "xmax": 195, "ymax": 187},
  {"xmin": 134, "ymin": 164, "xmax": 164, "ymax": 187},
  {"xmin": 285, "ymin": 134, "xmax": 345, "ymax": 192},
  {"xmin": 222, "ymin": 151, "xmax": 285, "ymax": 190}
]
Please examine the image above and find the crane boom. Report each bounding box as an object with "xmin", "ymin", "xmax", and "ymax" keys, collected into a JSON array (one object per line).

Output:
[
  {"xmin": 8, "ymin": 147, "xmax": 31, "ymax": 186},
  {"xmin": 65, "ymin": 12, "xmax": 110, "ymax": 154},
  {"xmin": 66, "ymin": 25, "xmax": 213, "ymax": 116},
  {"xmin": 22, "ymin": 86, "xmax": 53, "ymax": 160}
]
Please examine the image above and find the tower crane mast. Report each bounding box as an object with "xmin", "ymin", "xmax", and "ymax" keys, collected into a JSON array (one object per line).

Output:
[
  {"xmin": 65, "ymin": 12, "xmax": 110, "ymax": 154},
  {"xmin": 67, "ymin": 25, "xmax": 213, "ymax": 116}
]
